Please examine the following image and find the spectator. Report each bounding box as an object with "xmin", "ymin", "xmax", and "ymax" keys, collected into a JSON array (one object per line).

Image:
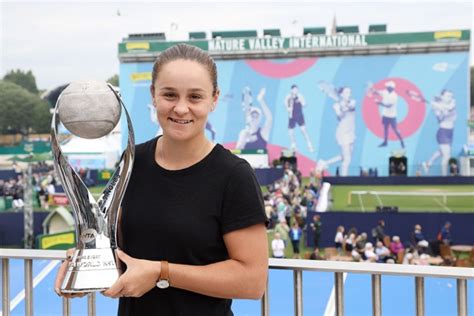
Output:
[
  {"xmin": 274, "ymin": 219, "xmax": 290, "ymax": 247},
  {"xmin": 410, "ymin": 224, "xmax": 426, "ymax": 247},
  {"xmin": 289, "ymin": 222, "xmax": 302, "ymax": 258},
  {"xmin": 309, "ymin": 248, "xmax": 324, "ymax": 260},
  {"xmin": 438, "ymin": 221, "xmax": 452, "ymax": 245},
  {"xmin": 371, "ymin": 220, "xmax": 386, "ymax": 243},
  {"xmin": 375, "ymin": 241, "xmax": 392, "ymax": 263},
  {"xmin": 364, "ymin": 242, "xmax": 378, "ymax": 262},
  {"xmin": 272, "ymin": 232, "xmax": 285, "ymax": 258},
  {"xmin": 11, "ymin": 179, "xmax": 24, "ymax": 210},
  {"xmin": 344, "ymin": 231, "xmax": 357, "ymax": 252},
  {"xmin": 390, "ymin": 236, "xmax": 405, "ymax": 258},
  {"xmin": 310, "ymin": 215, "xmax": 322, "ymax": 249},
  {"xmin": 334, "ymin": 226, "xmax": 345, "ymax": 252}
]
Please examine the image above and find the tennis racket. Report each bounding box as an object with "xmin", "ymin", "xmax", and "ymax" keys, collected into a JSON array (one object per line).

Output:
[
  {"xmin": 318, "ymin": 81, "xmax": 339, "ymax": 100},
  {"xmin": 405, "ymin": 90, "xmax": 427, "ymax": 103}
]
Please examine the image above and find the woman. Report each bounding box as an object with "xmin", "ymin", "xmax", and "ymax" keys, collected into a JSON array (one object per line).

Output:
[
  {"xmin": 55, "ymin": 44, "xmax": 268, "ymax": 315},
  {"xmin": 236, "ymin": 87, "xmax": 273, "ymax": 150},
  {"xmin": 317, "ymin": 86, "xmax": 356, "ymax": 176}
]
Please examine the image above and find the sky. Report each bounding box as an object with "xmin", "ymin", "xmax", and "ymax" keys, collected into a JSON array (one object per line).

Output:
[{"xmin": 0, "ymin": 0, "xmax": 472, "ymax": 90}]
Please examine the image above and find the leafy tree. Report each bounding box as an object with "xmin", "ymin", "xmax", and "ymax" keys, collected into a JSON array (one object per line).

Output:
[
  {"xmin": 0, "ymin": 80, "xmax": 51, "ymax": 135},
  {"xmin": 107, "ymin": 74, "xmax": 119, "ymax": 87},
  {"xmin": 3, "ymin": 69, "xmax": 39, "ymax": 94}
]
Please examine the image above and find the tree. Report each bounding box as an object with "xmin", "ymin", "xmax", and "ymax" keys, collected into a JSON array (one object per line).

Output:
[
  {"xmin": 3, "ymin": 69, "xmax": 39, "ymax": 94},
  {"xmin": 107, "ymin": 74, "xmax": 119, "ymax": 87},
  {"xmin": 0, "ymin": 80, "xmax": 51, "ymax": 135}
]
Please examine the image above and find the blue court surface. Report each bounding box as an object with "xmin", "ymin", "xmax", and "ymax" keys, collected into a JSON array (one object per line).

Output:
[{"xmin": 1, "ymin": 259, "xmax": 473, "ymax": 315}]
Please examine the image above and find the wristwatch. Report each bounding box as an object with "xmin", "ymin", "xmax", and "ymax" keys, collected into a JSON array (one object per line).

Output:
[{"xmin": 156, "ymin": 260, "xmax": 170, "ymax": 289}]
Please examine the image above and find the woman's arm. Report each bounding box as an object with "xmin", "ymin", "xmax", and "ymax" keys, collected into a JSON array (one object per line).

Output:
[{"xmin": 103, "ymin": 223, "xmax": 268, "ymax": 300}]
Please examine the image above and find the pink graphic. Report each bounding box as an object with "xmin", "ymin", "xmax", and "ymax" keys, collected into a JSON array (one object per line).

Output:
[
  {"xmin": 245, "ymin": 58, "xmax": 317, "ymax": 78},
  {"xmin": 223, "ymin": 142, "xmax": 318, "ymax": 177},
  {"xmin": 362, "ymin": 78, "xmax": 426, "ymax": 140}
]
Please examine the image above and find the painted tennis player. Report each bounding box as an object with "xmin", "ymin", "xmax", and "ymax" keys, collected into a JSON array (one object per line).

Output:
[
  {"xmin": 422, "ymin": 89, "xmax": 457, "ymax": 176},
  {"xmin": 236, "ymin": 87, "xmax": 272, "ymax": 150},
  {"xmin": 317, "ymin": 84, "xmax": 356, "ymax": 176},
  {"xmin": 369, "ymin": 81, "xmax": 405, "ymax": 148},
  {"xmin": 284, "ymin": 84, "xmax": 314, "ymax": 152}
]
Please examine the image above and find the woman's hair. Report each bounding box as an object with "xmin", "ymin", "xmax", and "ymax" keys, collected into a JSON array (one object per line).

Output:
[{"xmin": 151, "ymin": 43, "xmax": 218, "ymax": 96}]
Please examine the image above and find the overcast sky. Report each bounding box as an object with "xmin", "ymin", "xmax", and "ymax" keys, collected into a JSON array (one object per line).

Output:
[{"xmin": 1, "ymin": 0, "xmax": 472, "ymax": 90}]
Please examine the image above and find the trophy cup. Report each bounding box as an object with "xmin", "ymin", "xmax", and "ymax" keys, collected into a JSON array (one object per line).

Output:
[{"xmin": 51, "ymin": 80, "xmax": 135, "ymax": 293}]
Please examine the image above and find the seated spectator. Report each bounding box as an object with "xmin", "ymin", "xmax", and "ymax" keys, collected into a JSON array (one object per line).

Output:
[
  {"xmin": 364, "ymin": 242, "xmax": 378, "ymax": 262},
  {"xmin": 411, "ymin": 224, "xmax": 426, "ymax": 247},
  {"xmin": 417, "ymin": 240, "xmax": 431, "ymax": 255},
  {"xmin": 345, "ymin": 232, "xmax": 356, "ymax": 252},
  {"xmin": 334, "ymin": 226, "xmax": 345, "ymax": 252},
  {"xmin": 390, "ymin": 236, "xmax": 405, "ymax": 257},
  {"xmin": 438, "ymin": 222, "xmax": 452, "ymax": 245},
  {"xmin": 355, "ymin": 232, "xmax": 368, "ymax": 257},
  {"xmin": 375, "ymin": 241, "xmax": 392, "ymax": 263},
  {"xmin": 271, "ymin": 232, "xmax": 285, "ymax": 258},
  {"xmin": 309, "ymin": 248, "xmax": 324, "ymax": 260}
]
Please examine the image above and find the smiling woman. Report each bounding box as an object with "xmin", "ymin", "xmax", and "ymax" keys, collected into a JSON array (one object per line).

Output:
[{"xmin": 54, "ymin": 44, "xmax": 269, "ymax": 316}]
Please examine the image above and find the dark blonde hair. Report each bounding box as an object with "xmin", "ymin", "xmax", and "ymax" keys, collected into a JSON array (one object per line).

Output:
[{"xmin": 151, "ymin": 43, "xmax": 218, "ymax": 96}]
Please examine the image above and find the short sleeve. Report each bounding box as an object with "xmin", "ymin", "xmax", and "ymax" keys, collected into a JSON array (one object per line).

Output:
[{"xmin": 221, "ymin": 161, "xmax": 268, "ymax": 234}]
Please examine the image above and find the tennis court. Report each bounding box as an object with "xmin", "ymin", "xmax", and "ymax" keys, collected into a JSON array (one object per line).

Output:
[
  {"xmin": 1, "ymin": 259, "xmax": 473, "ymax": 316},
  {"xmin": 331, "ymin": 185, "xmax": 474, "ymax": 213}
]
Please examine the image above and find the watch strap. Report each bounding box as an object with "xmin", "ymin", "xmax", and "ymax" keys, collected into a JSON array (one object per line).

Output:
[{"xmin": 160, "ymin": 260, "xmax": 169, "ymax": 282}]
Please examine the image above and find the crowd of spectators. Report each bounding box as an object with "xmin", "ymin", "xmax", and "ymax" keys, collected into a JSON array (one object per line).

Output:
[
  {"xmin": 266, "ymin": 164, "xmax": 456, "ymax": 266},
  {"xmin": 0, "ymin": 163, "xmax": 58, "ymax": 211}
]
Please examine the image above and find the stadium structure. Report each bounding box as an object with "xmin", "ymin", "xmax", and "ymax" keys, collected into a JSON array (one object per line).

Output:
[
  {"xmin": 0, "ymin": 25, "xmax": 473, "ymax": 316},
  {"xmin": 118, "ymin": 26, "xmax": 472, "ymax": 177}
]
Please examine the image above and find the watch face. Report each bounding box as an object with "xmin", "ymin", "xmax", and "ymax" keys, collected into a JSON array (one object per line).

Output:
[{"xmin": 156, "ymin": 280, "xmax": 170, "ymax": 289}]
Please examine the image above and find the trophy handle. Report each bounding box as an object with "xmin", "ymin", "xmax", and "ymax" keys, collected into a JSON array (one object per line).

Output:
[{"xmin": 51, "ymin": 84, "xmax": 135, "ymax": 249}]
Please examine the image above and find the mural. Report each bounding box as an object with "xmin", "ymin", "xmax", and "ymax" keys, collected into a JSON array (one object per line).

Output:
[{"xmin": 120, "ymin": 52, "xmax": 469, "ymax": 176}]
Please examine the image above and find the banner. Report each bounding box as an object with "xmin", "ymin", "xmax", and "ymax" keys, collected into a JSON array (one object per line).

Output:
[{"xmin": 120, "ymin": 52, "xmax": 469, "ymax": 176}]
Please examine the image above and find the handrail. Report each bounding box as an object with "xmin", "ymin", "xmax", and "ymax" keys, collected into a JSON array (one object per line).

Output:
[
  {"xmin": 268, "ymin": 258, "xmax": 474, "ymax": 279},
  {"xmin": 1, "ymin": 249, "xmax": 473, "ymax": 316}
]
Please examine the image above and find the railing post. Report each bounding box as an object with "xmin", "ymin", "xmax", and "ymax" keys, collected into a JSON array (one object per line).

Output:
[
  {"xmin": 62, "ymin": 297, "xmax": 71, "ymax": 316},
  {"xmin": 24, "ymin": 259, "xmax": 33, "ymax": 316},
  {"xmin": 2, "ymin": 258, "xmax": 10, "ymax": 316},
  {"xmin": 261, "ymin": 277, "xmax": 269, "ymax": 316},
  {"xmin": 88, "ymin": 292, "xmax": 96, "ymax": 316},
  {"xmin": 371, "ymin": 274, "xmax": 382, "ymax": 316},
  {"xmin": 415, "ymin": 276, "xmax": 424, "ymax": 316},
  {"xmin": 335, "ymin": 272, "xmax": 344, "ymax": 316},
  {"xmin": 457, "ymin": 279, "xmax": 467, "ymax": 316},
  {"xmin": 293, "ymin": 270, "xmax": 303, "ymax": 316}
]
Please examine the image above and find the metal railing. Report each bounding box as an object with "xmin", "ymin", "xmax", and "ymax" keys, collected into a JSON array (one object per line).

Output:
[{"xmin": 1, "ymin": 249, "xmax": 473, "ymax": 316}]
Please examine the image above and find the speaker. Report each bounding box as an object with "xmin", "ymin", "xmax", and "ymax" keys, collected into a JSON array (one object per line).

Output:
[
  {"xmin": 280, "ymin": 156, "xmax": 297, "ymax": 170},
  {"xmin": 389, "ymin": 156, "xmax": 407, "ymax": 176}
]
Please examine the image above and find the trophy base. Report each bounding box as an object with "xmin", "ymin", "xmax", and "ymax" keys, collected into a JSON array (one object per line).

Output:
[{"xmin": 61, "ymin": 248, "xmax": 120, "ymax": 293}]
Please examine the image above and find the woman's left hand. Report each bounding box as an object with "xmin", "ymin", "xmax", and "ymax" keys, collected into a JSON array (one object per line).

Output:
[{"xmin": 102, "ymin": 250, "xmax": 161, "ymax": 299}]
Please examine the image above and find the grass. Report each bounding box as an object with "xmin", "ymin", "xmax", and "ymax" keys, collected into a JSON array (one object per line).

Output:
[{"xmin": 330, "ymin": 185, "xmax": 474, "ymax": 213}]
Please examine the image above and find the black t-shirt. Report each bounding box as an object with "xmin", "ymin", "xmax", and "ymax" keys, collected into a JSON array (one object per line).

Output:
[{"xmin": 118, "ymin": 137, "xmax": 267, "ymax": 316}]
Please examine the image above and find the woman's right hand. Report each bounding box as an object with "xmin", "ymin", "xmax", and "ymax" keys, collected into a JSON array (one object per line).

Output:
[{"xmin": 54, "ymin": 248, "xmax": 87, "ymax": 299}]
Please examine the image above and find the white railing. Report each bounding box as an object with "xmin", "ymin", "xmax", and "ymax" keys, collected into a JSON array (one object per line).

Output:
[{"xmin": 1, "ymin": 249, "xmax": 473, "ymax": 316}]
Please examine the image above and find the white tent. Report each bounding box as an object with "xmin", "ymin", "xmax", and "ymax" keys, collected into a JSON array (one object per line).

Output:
[{"xmin": 61, "ymin": 133, "xmax": 121, "ymax": 169}]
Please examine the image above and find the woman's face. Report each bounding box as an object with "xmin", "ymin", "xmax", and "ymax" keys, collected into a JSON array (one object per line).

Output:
[{"xmin": 151, "ymin": 59, "xmax": 218, "ymax": 142}]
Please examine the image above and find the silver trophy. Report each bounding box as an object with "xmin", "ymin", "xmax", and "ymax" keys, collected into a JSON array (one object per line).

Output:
[{"xmin": 51, "ymin": 80, "xmax": 135, "ymax": 293}]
